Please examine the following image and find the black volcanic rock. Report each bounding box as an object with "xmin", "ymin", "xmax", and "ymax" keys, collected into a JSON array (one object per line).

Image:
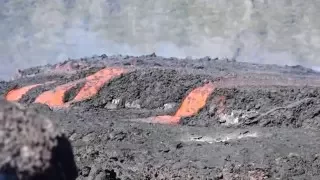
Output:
[{"xmin": 0, "ymin": 99, "xmax": 78, "ymax": 180}]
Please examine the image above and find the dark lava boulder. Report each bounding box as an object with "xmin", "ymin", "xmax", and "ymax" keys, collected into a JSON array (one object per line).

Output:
[{"xmin": 0, "ymin": 99, "xmax": 78, "ymax": 180}]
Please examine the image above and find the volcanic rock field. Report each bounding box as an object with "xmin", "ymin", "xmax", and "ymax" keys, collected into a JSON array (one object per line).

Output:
[{"xmin": 2, "ymin": 54, "xmax": 320, "ymax": 179}]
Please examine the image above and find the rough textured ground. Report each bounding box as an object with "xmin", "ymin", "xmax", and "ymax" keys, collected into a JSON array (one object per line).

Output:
[
  {"xmin": 0, "ymin": 99, "xmax": 78, "ymax": 180},
  {"xmin": 2, "ymin": 54, "xmax": 320, "ymax": 180}
]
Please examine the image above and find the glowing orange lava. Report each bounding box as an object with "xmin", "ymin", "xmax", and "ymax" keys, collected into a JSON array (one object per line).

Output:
[
  {"xmin": 34, "ymin": 67, "xmax": 127, "ymax": 108},
  {"xmin": 34, "ymin": 80, "xmax": 81, "ymax": 108},
  {"xmin": 6, "ymin": 84, "xmax": 42, "ymax": 101},
  {"xmin": 70, "ymin": 67, "xmax": 127, "ymax": 103},
  {"xmin": 5, "ymin": 81, "xmax": 56, "ymax": 102},
  {"xmin": 154, "ymin": 82, "xmax": 215, "ymax": 124}
]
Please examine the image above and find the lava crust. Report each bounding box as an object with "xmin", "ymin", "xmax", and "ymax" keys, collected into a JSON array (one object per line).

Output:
[{"xmin": 2, "ymin": 54, "xmax": 320, "ymax": 179}]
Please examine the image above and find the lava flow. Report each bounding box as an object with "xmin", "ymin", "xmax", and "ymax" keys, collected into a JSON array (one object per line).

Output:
[{"xmin": 153, "ymin": 82, "xmax": 215, "ymax": 124}]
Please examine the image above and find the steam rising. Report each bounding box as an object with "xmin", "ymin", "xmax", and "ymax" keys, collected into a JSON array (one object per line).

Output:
[{"xmin": 1, "ymin": 0, "xmax": 320, "ymax": 80}]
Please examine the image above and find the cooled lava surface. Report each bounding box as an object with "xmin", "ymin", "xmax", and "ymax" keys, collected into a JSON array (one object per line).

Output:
[{"xmin": 2, "ymin": 54, "xmax": 320, "ymax": 179}]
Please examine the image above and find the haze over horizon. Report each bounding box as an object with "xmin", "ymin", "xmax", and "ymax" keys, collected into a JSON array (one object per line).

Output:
[{"xmin": 1, "ymin": 0, "xmax": 320, "ymax": 80}]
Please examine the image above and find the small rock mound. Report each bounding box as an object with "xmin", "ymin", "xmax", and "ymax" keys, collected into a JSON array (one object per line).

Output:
[{"xmin": 0, "ymin": 99, "xmax": 78, "ymax": 180}]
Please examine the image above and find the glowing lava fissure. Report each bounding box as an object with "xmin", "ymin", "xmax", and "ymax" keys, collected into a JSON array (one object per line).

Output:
[
  {"xmin": 34, "ymin": 80, "xmax": 82, "ymax": 108},
  {"xmin": 34, "ymin": 67, "xmax": 128, "ymax": 108},
  {"xmin": 70, "ymin": 67, "xmax": 127, "ymax": 103},
  {"xmin": 6, "ymin": 84, "xmax": 42, "ymax": 102},
  {"xmin": 154, "ymin": 82, "xmax": 216, "ymax": 124},
  {"xmin": 5, "ymin": 81, "xmax": 56, "ymax": 102},
  {"xmin": 5, "ymin": 68, "xmax": 215, "ymax": 125}
]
